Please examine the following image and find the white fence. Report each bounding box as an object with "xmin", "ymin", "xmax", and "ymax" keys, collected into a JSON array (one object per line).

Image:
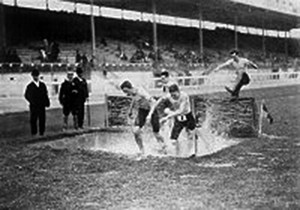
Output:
[
  {"xmin": 0, "ymin": 70, "xmax": 299, "ymax": 114},
  {"xmin": 147, "ymin": 72, "xmax": 300, "ymax": 96},
  {"xmin": 1, "ymin": 71, "xmax": 299, "ymax": 98}
]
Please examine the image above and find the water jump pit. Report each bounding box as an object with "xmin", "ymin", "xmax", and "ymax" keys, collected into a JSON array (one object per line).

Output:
[{"xmin": 32, "ymin": 96, "xmax": 259, "ymax": 158}]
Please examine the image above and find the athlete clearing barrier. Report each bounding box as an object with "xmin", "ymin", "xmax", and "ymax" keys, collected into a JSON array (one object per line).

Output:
[
  {"xmin": 148, "ymin": 84, "xmax": 197, "ymax": 156},
  {"xmin": 203, "ymin": 49, "xmax": 258, "ymax": 99},
  {"xmin": 120, "ymin": 80, "xmax": 167, "ymax": 157}
]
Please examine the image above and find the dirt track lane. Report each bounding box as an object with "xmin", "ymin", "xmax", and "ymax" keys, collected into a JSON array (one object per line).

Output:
[{"xmin": 0, "ymin": 89, "xmax": 299, "ymax": 209}]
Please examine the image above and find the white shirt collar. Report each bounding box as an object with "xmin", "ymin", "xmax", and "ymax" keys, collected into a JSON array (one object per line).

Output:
[
  {"xmin": 33, "ymin": 80, "xmax": 40, "ymax": 87},
  {"xmin": 75, "ymin": 74, "xmax": 83, "ymax": 81}
]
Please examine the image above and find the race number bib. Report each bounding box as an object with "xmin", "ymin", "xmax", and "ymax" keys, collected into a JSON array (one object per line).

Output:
[{"xmin": 177, "ymin": 115, "xmax": 187, "ymax": 122}]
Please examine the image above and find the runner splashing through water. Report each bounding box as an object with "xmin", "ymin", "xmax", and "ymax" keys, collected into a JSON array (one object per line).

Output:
[
  {"xmin": 149, "ymin": 84, "xmax": 196, "ymax": 156},
  {"xmin": 120, "ymin": 80, "xmax": 167, "ymax": 157}
]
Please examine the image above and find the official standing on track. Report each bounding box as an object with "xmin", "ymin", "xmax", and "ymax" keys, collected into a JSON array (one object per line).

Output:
[
  {"xmin": 24, "ymin": 69, "xmax": 50, "ymax": 136},
  {"xmin": 59, "ymin": 71, "xmax": 76, "ymax": 130},
  {"xmin": 73, "ymin": 67, "xmax": 89, "ymax": 129}
]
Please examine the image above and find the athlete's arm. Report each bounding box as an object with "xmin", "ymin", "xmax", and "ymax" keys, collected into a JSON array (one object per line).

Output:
[
  {"xmin": 128, "ymin": 97, "xmax": 135, "ymax": 118},
  {"xmin": 147, "ymin": 97, "xmax": 164, "ymax": 120},
  {"xmin": 214, "ymin": 59, "xmax": 232, "ymax": 72},
  {"xmin": 203, "ymin": 59, "xmax": 232, "ymax": 75},
  {"xmin": 161, "ymin": 94, "xmax": 189, "ymax": 124},
  {"xmin": 166, "ymin": 98, "xmax": 187, "ymax": 119},
  {"xmin": 247, "ymin": 60, "xmax": 258, "ymax": 69}
]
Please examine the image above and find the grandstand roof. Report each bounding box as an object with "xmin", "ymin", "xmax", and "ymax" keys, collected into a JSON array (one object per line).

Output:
[{"xmin": 66, "ymin": 0, "xmax": 300, "ymax": 31}]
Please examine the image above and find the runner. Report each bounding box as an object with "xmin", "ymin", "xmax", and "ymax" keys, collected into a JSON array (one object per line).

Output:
[
  {"xmin": 204, "ymin": 49, "xmax": 258, "ymax": 98},
  {"xmin": 160, "ymin": 70, "xmax": 176, "ymax": 93},
  {"xmin": 120, "ymin": 80, "xmax": 167, "ymax": 157},
  {"xmin": 149, "ymin": 84, "xmax": 196, "ymax": 156},
  {"xmin": 159, "ymin": 70, "xmax": 177, "ymax": 130}
]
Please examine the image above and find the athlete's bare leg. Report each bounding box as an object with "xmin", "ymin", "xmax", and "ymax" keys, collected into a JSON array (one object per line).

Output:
[
  {"xmin": 153, "ymin": 132, "xmax": 167, "ymax": 154},
  {"xmin": 133, "ymin": 127, "xmax": 145, "ymax": 155}
]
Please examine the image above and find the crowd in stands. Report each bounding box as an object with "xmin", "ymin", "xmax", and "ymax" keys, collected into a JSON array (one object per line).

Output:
[
  {"xmin": 2, "ymin": 34, "xmax": 299, "ymax": 74},
  {"xmin": 37, "ymin": 39, "xmax": 60, "ymax": 63},
  {"xmin": 3, "ymin": 48, "xmax": 22, "ymax": 63}
]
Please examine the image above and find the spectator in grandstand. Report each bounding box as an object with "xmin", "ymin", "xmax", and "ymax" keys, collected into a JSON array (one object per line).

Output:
[
  {"xmin": 38, "ymin": 49, "xmax": 48, "ymax": 62},
  {"xmin": 116, "ymin": 44, "xmax": 128, "ymax": 61},
  {"xmin": 5, "ymin": 48, "xmax": 21, "ymax": 63},
  {"xmin": 43, "ymin": 38, "xmax": 50, "ymax": 55},
  {"xmin": 72, "ymin": 67, "xmax": 89, "ymax": 129},
  {"xmin": 165, "ymin": 43, "xmax": 176, "ymax": 53},
  {"xmin": 81, "ymin": 53, "xmax": 88, "ymax": 66},
  {"xmin": 24, "ymin": 69, "xmax": 50, "ymax": 136},
  {"xmin": 120, "ymin": 80, "xmax": 167, "ymax": 157},
  {"xmin": 48, "ymin": 41, "xmax": 60, "ymax": 62},
  {"xmin": 75, "ymin": 49, "xmax": 82, "ymax": 63},
  {"xmin": 130, "ymin": 48, "xmax": 146, "ymax": 63},
  {"xmin": 119, "ymin": 50, "xmax": 128, "ymax": 61},
  {"xmin": 59, "ymin": 71, "xmax": 76, "ymax": 130},
  {"xmin": 0, "ymin": 47, "xmax": 5, "ymax": 62},
  {"xmin": 148, "ymin": 49, "xmax": 163, "ymax": 62},
  {"xmin": 204, "ymin": 49, "xmax": 258, "ymax": 98},
  {"xmin": 100, "ymin": 37, "xmax": 108, "ymax": 47},
  {"xmin": 149, "ymin": 84, "xmax": 196, "ymax": 156}
]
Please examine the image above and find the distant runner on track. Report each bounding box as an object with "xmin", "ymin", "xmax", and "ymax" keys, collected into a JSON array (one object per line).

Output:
[
  {"xmin": 120, "ymin": 80, "xmax": 167, "ymax": 157},
  {"xmin": 203, "ymin": 50, "xmax": 258, "ymax": 99}
]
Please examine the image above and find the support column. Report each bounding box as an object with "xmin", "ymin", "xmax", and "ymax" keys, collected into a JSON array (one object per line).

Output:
[
  {"xmin": 74, "ymin": 0, "xmax": 77, "ymax": 13},
  {"xmin": 0, "ymin": 0, "xmax": 6, "ymax": 62},
  {"xmin": 199, "ymin": 8, "xmax": 203, "ymax": 63},
  {"xmin": 262, "ymin": 26, "xmax": 266, "ymax": 62},
  {"xmin": 90, "ymin": 0, "xmax": 96, "ymax": 64},
  {"xmin": 152, "ymin": 0, "xmax": 158, "ymax": 62},
  {"xmin": 284, "ymin": 31, "xmax": 288, "ymax": 64},
  {"xmin": 234, "ymin": 15, "xmax": 238, "ymax": 50}
]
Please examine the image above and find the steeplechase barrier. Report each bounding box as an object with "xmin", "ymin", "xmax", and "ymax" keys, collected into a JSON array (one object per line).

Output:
[{"xmin": 105, "ymin": 94, "xmax": 259, "ymax": 138}]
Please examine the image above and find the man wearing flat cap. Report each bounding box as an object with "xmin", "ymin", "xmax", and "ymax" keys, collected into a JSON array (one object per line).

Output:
[
  {"xmin": 59, "ymin": 71, "xmax": 76, "ymax": 130},
  {"xmin": 25, "ymin": 69, "xmax": 50, "ymax": 136},
  {"xmin": 72, "ymin": 67, "xmax": 89, "ymax": 129}
]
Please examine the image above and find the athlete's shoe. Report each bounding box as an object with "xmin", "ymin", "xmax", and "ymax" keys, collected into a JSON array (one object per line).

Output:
[
  {"xmin": 135, "ymin": 152, "xmax": 146, "ymax": 161},
  {"xmin": 188, "ymin": 154, "xmax": 196, "ymax": 159},
  {"xmin": 224, "ymin": 86, "xmax": 233, "ymax": 94}
]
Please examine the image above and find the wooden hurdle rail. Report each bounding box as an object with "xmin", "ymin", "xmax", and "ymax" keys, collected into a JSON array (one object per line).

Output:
[{"xmin": 104, "ymin": 93, "xmax": 259, "ymax": 138}]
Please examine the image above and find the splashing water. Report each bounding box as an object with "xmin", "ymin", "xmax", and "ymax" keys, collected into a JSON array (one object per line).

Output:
[
  {"xmin": 32, "ymin": 108, "xmax": 238, "ymax": 158},
  {"xmin": 194, "ymin": 106, "xmax": 238, "ymax": 157},
  {"xmin": 259, "ymin": 133, "xmax": 289, "ymax": 140}
]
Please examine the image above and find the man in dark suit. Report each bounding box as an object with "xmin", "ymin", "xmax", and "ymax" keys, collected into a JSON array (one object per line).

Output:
[
  {"xmin": 25, "ymin": 69, "xmax": 50, "ymax": 136},
  {"xmin": 59, "ymin": 71, "xmax": 76, "ymax": 130},
  {"xmin": 73, "ymin": 67, "xmax": 89, "ymax": 129}
]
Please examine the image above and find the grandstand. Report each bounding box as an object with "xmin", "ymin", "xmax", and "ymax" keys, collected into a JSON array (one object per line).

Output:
[
  {"xmin": 0, "ymin": 0, "xmax": 300, "ymax": 70},
  {"xmin": 0, "ymin": 0, "xmax": 300, "ymax": 112}
]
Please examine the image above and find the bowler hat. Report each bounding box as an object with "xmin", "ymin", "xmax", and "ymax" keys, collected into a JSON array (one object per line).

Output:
[
  {"xmin": 76, "ymin": 67, "xmax": 83, "ymax": 74},
  {"xmin": 31, "ymin": 69, "xmax": 40, "ymax": 76}
]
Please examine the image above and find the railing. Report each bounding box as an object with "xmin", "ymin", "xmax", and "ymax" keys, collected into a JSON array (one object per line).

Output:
[
  {"xmin": 0, "ymin": 63, "xmax": 80, "ymax": 73},
  {"xmin": 0, "ymin": 66, "xmax": 299, "ymax": 99},
  {"xmin": 0, "ymin": 62, "xmax": 206, "ymax": 73},
  {"xmin": 148, "ymin": 72, "xmax": 300, "ymax": 95}
]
